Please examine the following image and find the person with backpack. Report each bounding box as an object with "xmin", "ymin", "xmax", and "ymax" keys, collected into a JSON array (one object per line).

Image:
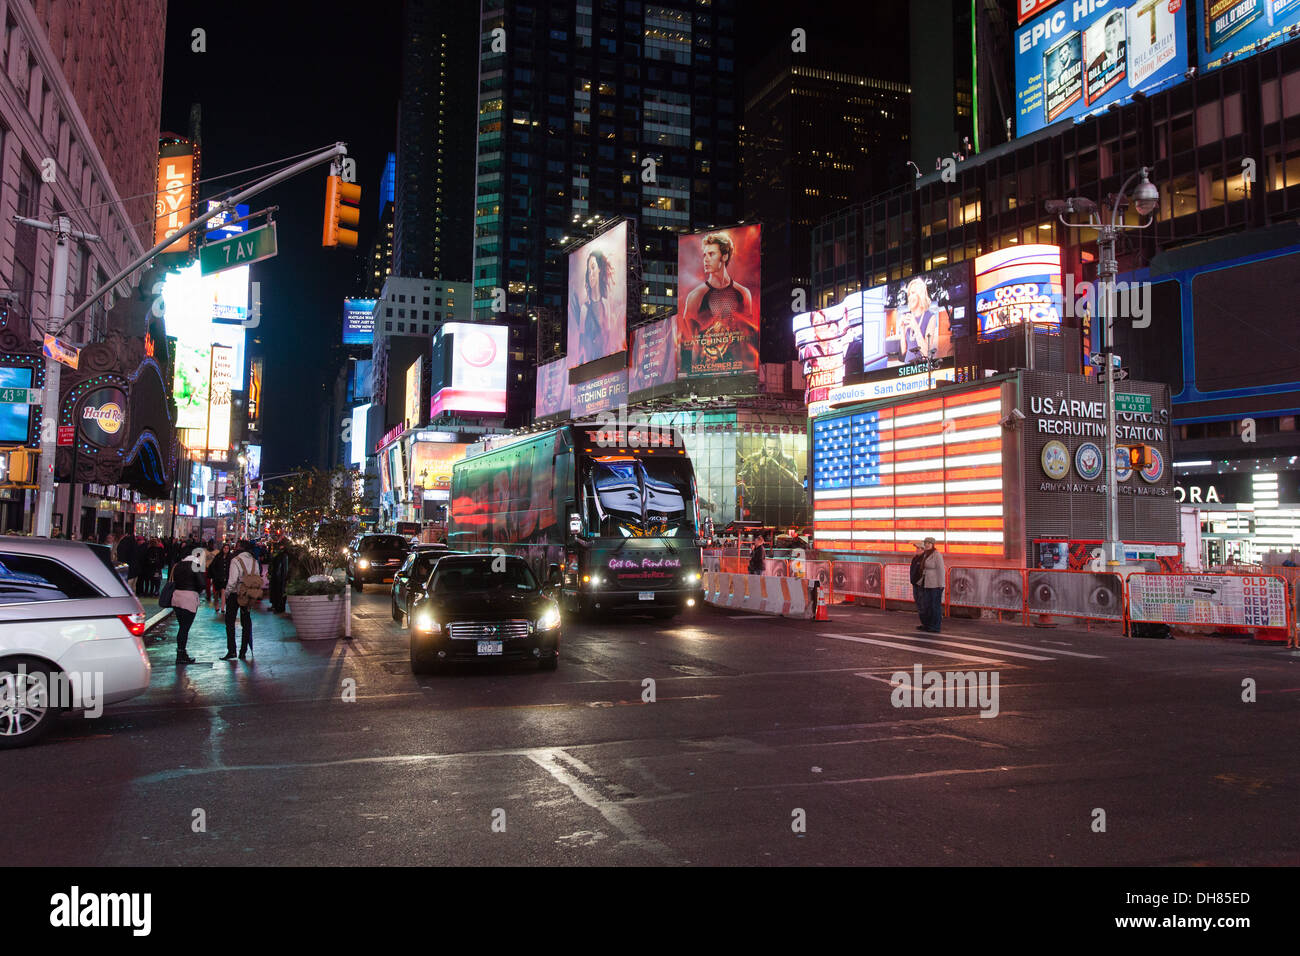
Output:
[{"xmin": 222, "ymin": 540, "xmax": 262, "ymax": 661}]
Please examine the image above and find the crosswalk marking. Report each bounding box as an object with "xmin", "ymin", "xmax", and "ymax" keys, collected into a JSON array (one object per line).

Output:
[
  {"xmin": 868, "ymin": 632, "xmax": 1054, "ymax": 662},
  {"xmin": 937, "ymin": 634, "xmax": 1106, "ymax": 659},
  {"xmin": 819, "ymin": 633, "xmax": 1004, "ymax": 665}
]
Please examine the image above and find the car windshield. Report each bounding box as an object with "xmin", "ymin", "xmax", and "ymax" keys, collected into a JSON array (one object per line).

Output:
[
  {"xmin": 432, "ymin": 559, "xmax": 539, "ymax": 593},
  {"xmin": 584, "ymin": 456, "xmax": 695, "ymax": 538},
  {"xmin": 361, "ymin": 536, "xmax": 407, "ymax": 551}
]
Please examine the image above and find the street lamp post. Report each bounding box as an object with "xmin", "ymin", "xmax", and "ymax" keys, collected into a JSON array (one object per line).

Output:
[{"xmin": 1047, "ymin": 167, "xmax": 1160, "ymax": 567}]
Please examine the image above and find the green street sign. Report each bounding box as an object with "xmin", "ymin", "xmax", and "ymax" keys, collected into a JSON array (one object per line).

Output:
[
  {"xmin": 199, "ymin": 222, "xmax": 278, "ymax": 276},
  {"xmin": 1115, "ymin": 392, "xmax": 1152, "ymax": 415},
  {"xmin": 0, "ymin": 387, "xmax": 41, "ymax": 405}
]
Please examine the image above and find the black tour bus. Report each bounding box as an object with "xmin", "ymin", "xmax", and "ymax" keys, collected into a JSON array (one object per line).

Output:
[{"xmin": 448, "ymin": 423, "xmax": 704, "ymax": 617}]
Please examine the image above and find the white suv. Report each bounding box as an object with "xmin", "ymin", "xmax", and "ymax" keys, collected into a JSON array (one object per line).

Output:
[{"xmin": 0, "ymin": 537, "xmax": 152, "ymax": 748}]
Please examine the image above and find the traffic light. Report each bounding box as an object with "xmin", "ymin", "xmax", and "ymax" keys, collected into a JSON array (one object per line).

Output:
[
  {"xmin": 0, "ymin": 448, "xmax": 30, "ymax": 484},
  {"xmin": 322, "ymin": 175, "xmax": 361, "ymax": 248}
]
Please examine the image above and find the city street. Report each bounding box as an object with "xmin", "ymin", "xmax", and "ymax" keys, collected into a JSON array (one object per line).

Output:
[{"xmin": 7, "ymin": 594, "xmax": 1300, "ymax": 867}]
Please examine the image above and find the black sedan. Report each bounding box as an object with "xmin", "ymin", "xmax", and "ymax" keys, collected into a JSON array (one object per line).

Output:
[
  {"xmin": 408, "ymin": 554, "xmax": 561, "ymax": 673},
  {"xmin": 347, "ymin": 534, "xmax": 412, "ymax": 591},
  {"xmin": 390, "ymin": 544, "xmax": 458, "ymax": 622}
]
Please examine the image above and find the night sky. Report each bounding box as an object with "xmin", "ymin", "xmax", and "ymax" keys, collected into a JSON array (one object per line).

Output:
[{"xmin": 157, "ymin": 0, "xmax": 900, "ymax": 475}]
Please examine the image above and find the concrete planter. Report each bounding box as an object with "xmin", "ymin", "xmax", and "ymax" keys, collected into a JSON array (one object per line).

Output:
[{"xmin": 287, "ymin": 593, "xmax": 345, "ymax": 641}]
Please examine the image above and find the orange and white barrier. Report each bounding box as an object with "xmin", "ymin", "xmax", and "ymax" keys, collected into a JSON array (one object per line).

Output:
[{"xmin": 702, "ymin": 572, "xmax": 811, "ymax": 618}]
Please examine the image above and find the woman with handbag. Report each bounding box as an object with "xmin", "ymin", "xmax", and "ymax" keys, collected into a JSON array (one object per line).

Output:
[{"xmin": 163, "ymin": 554, "xmax": 206, "ymax": 665}]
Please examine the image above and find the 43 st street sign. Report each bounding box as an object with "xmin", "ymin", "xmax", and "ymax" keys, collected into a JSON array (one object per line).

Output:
[{"xmin": 199, "ymin": 222, "xmax": 278, "ymax": 276}]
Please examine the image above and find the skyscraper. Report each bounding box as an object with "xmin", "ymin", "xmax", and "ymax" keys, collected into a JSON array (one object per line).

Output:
[
  {"xmin": 742, "ymin": 49, "xmax": 911, "ymax": 363},
  {"xmin": 473, "ymin": 0, "xmax": 740, "ymax": 422},
  {"xmin": 394, "ymin": 0, "xmax": 478, "ymax": 283}
]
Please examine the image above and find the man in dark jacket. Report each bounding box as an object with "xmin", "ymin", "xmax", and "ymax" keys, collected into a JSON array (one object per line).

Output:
[
  {"xmin": 748, "ymin": 534, "xmax": 766, "ymax": 575},
  {"xmin": 268, "ymin": 540, "xmax": 290, "ymax": 614},
  {"xmin": 116, "ymin": 533, "xmax": 139, "ymax": 593}
]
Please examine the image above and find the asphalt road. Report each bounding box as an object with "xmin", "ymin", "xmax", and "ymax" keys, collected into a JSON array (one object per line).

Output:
[{"xmin": 7, "ymin": 590, "xmax": 1300, "ymax": 866}]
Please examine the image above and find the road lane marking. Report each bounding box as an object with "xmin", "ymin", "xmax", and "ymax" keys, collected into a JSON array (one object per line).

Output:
[
  {"xmin": 527, "ymin": 748, "xmax": 681, "ymax": 863},
  {"xmin": 867, "ymin": 632, "xmax": 1054, "ymax": 661},
  {"xmin": 819, "ymin": 633, "xmax": 1003, "ymax": 664},
  {"xmin": 936, "ymin": 634, "xmax": 1106, "ymax": 659}
]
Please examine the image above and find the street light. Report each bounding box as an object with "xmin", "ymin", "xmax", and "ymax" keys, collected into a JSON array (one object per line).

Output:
[{"xmin": 1047, "ymin": 166, "xmax": 1159, "ymax": 568}]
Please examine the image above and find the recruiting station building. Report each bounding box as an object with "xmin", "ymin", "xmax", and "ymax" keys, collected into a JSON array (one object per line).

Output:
[{"xmin": 809, "ymin": 368, "xmax": 1179, "ymax": 571}]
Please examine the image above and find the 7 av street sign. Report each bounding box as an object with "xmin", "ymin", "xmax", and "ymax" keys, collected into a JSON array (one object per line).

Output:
[{"xmin": 200, "ymin": 222, "xmax": 278, "ymax": 276}]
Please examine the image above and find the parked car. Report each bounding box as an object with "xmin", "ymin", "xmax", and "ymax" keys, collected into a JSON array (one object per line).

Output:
[
  {"xmin": 0, "ymin": 537, "xmax": 151, "ymax": 748},
  {"xmin": 390, "ymin": 543, "xmax": 459, "ymax": 622},
  {"xmin": 346, "ymin": 534, "xmax": 412, "ymax": 592},
  {"xmin": 408, "ymin": 554, "xmax": 561, "ymax": 673}
]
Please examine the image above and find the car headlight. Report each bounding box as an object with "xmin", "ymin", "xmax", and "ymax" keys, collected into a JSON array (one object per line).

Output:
[
  {"xmin": 537, "ymin": 605, "xmax": 561, "ymax": 631},
  {"xmin": 413, "ymin": 611, "xmax": 441, "ymax": 634},
  {"xmin": 356, "ymin": 558, "xmax": 370, "ymax": 569}
]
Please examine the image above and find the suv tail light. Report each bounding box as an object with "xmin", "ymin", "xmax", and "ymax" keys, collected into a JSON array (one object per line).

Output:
[{"xmin": 118, "ymin": 612, "xmax": 147, "ymax": 637}]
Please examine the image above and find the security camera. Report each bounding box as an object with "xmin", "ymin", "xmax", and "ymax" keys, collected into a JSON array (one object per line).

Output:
[{"xmin": 1000, "ymin": 408, "xmax": 1026, "ymax": 429}]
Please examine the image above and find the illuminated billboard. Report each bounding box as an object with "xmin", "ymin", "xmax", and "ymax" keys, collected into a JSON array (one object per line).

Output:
[
  {"xmin": 208, "ymin": 344, "xmax": 234, "ymax": 452},
  {"xmin": 629, "ymin": 316, "xmax": 678, "ymax": 393},
  {"xmin": 1016, "ymin": 0, "xmax": 1189, "ymax": 136},
  {"xmin": 411, "ymin": 439, "xmax": 470, "ymax": 493},
  {"xmin": 173, "ymin": 339, "xmax": 212, "ymax": 431},
  {"xmin": 343, "ymin": 298, "xmax": 378, "ymax": 346},
  {"xmin": 405, "ymin": 357, "xmax": 422, "ymax": 431},
  {"xmin": 566, "ymin": 221, "xmax": 628, "ymax": 368},
  {"xmin": 859, "ymin": 262, "xmax": 973, "ymax": 381},
  {"xmin": 571, "ymin": 368, "xmax": 629, "ymax": 418},
  {"xmin": 1200, "ymin": 0, "xmax": 1300, "ymax": 70},
  {"xmin": 794, "ymin": 296, "xmax": 864, "ymax": 417},
  {"xmin": 974, "ymin": 244, "xmax": 1064, "ymax": 337},
  {"xmin": 677, "ymin": 224, "xmax": 762, "ymax": 378},
  {"xmin": 430, "ymin": 322, "xmax": 508, "ymax": 417},
  {"xmin": 350, "ymin": 404, "xmax": 370, "ymax": 467},
  {"xmin": 811, "ymin": 385, "xmax": 1006, "ymax": 556},
  {"xmin": 155, "ymin": 152, "xmax": 194, "ymax": 251},
  {"xmin": 0, "ymin": 366, "xmax": 34, "ymax": 442},
  {"xmin": 535, "ymin": 357, "xmax": 571, "ymax": 419},
  {"xmin": 159, "ymin": 262, "xmax": 248, "ymax": 389}
]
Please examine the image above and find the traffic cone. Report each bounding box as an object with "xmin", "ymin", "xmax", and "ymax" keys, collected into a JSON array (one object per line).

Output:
[{"xmin": 813, "ymin": 583, "xmax": 830, "ymax": 621}]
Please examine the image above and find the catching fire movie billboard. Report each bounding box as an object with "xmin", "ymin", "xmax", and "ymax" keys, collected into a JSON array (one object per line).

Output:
[
  {"xmin": 567, "ymin": 221, "xmax": 628, "ymax": 368},
  {"xmin": 629, "ymin": 316, "xmax": 678, "ymax": 393},
  {"xmin": 677, "ymin": 225, "xmax": 761, "ymax": 378},
  {"xmin": 535, "ymin": 357, "xmax": 571, "ymax": 419},
  {"xmin": 1016, "ymin": 0, "xmax": 1188, "ymax": 136},
  {"xmin": 974, "ymin": 244, "xmax": 1064, "ymax": 337}
]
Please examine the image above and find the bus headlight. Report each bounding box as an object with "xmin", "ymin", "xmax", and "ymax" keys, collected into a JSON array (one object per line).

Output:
[
  {"xmin": 587, "ymin": 574, "xmax": 602, "ymax": 587},
  {"xmin": 685, "ymin": 572, "xmax": 700, "ymax": 583},
  {"xmin": 537, "ymin": 605, "xmax": 561, "ymax": 631}
]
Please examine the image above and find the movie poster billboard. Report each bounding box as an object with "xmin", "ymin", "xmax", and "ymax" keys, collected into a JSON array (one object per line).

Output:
[
  {"xmin": 535, "ymin": 357, "xmax": 571, "ymax": 419},
  {"xmin": 567, "ymin": 221, "xmax": 628, "ymax": 368},
  {"xmin": 571, "ymin": 368, "xmax": 628, "ymax": 418},
  {"xmin": 974, "ymin": 244, "xmax": 1064, "ymax": 337},
  {"xmin": 410, "ymin": 439, "xmax": 470, "ymax": 493},
  {"xmin": 1200, "ymin": 0, "xmax": 1300, "ymax": 70},
  {"xmin": 677, "ymin": 224, "xmax": 761, "ymax": 378},
  {"xmin": 1016, "ymin": 0, "xmax": 1188, "ymax": 136},
  {"xmin": 859, "ymin": 262, "xmax": 973, "ymax": 380},
  {"xmin": 736, "ymin": 432, "xmax": 809, "ymax": 528},
  {"xmin": 629, "ymin": 316, "xmax": 678, "ymax": 393}
]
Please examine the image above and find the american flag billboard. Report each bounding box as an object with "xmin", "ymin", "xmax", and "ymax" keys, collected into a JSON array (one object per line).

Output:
[{"xmin": 811, "ymin": 384, "xmax": 1006, "ymax": 556}]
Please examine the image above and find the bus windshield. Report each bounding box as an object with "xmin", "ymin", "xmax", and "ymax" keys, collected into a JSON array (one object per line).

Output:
[{"xmin": 585, "ymin": 456, "xmax": 695, "ymax": 538}]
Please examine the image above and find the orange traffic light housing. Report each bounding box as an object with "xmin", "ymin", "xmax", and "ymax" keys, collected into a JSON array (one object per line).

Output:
[
  {"xmin": 1127, "ymin": 444, "xmax": 1153, "ymax": 469},
  {"xmin": 0, "ymin": 447, "xmax": 31, "ymax": 484},
  {"xmin": 322, "ymin": 175, "xmax": 361, "ymax": 248}
]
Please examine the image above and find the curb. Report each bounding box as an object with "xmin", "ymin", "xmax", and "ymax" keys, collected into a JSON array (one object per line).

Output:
[{"xmin": 145, "ymin": 607, "xmax": 173, "ymax": 631}]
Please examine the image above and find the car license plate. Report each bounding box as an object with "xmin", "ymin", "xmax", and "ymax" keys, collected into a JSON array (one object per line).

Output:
[
  {"xmin": 476, "ymin": 640, "xmax": 503, "ymax": 656},
  {"xmin": 639, "ymin": 591, "xmax": 654, "ymax": 601}
]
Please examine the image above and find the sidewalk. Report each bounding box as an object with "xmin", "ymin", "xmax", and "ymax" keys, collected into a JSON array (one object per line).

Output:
[{"xmin": 141, "ymin": 597, "xmax": 305, "ymax": 667}]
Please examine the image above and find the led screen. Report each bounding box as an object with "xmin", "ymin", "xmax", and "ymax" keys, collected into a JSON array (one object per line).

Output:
[
  {"xmin": 0, "ymin": 366, "xmax": 33, "ymax": 443},
  {"xmin": 629, "ymin": 316, "xmax": 679, "ymax": 392},
  {"xmin": 535, "ymin": 357, "xmax": 571, "ymax": 418},
  {"xmin": 160, "ymin": 262, "xmax": 247, "ymax": 389},
  {"xmin": 350, "ymin": 404, "xmax": 370, "ymax": 467},
  {"xmin": 859, "ymin": 262, "xmax": 973, "ymax": 381},
  {"xmin": 1200, "ymin": 0, "xmax": 1300, "ymax": 70},
  {"xmin": 343, "ymin": 298, "xmax": 378, "ymax": 346},
  {"xmin": 974, "ymin": 244, "xmax": 1064, "ymax": 337},
  {"xmin": 430, "ymin": 322, "xmax": 508, "ymax": 416}
]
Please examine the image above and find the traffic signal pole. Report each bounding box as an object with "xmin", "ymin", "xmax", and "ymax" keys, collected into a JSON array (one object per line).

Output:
[{"xmin": 14, "ymin": 142, "xmax": 350, "ymax": 538}]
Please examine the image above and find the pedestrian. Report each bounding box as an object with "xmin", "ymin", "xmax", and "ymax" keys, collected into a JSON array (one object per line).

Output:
[
  {"xmin": 222, "ymin": 539, "xmax": 261, "ymax": 661},
  {"xmin": 268, "ymin": 540, "xmax": 290, "ymax": 614},
  {"xmin": 116, "ymin": 533, "xmax": 139, "ymax": 594},
  {"xmin": 211, "ymin": 544, "xmax": 230, "ymax": 614},
  {"xmin": 146, "ymin": 538, "xmax": 165, "ymax": 596},
  {"xmin": 748, "ymin": 533, "xmax": 766, "ymax": 575},
  {"xmin": 168, "ymin": 551, "xmax": 205, "ymax": 665},
  {"xmin": 909, "ymin": 541, "xmax": 926, "ymax": 612},
  {"xmin": 916, "ymin": 536, "xmax": 945, "ymax": 633}
]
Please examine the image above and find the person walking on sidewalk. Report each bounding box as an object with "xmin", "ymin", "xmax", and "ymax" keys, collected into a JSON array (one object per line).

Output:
[
  {"xmin": 169, "ymin": 553, "xmax": 205, "ymax": 665},
  {"xmin": 916, "ymin": 537, "xmax": 945, "ymax": 633},
  {"xmin": 222, "ymin": 540, "xmax": 261, "ymax": 661}
]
